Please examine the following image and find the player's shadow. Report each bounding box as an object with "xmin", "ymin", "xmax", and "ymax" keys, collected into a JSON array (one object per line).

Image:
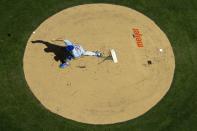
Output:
[{"xmin": 31, "ymin": 40, "xmax": 72, "ymax": 63}]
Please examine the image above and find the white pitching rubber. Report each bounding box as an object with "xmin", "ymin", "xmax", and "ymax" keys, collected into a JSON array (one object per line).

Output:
[{"xmin": 110, "ymin": 49, "xmax": 118, "ymax": 63}]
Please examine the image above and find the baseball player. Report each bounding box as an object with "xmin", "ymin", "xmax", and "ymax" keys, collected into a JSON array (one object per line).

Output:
[{"xmin": 58, "ymin": 39, "xmax": 102, "ymax": 68}]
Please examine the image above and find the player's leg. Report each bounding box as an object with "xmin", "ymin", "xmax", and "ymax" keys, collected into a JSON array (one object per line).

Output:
[
  {"xmin": 83, "ymin": 51, "xmax": 97, "ymax": 56},
  {"xmin": 83, "ymin": 50, "xmax": 102, "ymax": 57}
]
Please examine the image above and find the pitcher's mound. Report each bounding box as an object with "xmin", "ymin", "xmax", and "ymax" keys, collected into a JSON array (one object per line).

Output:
[{"xmin": 23, "ymin": 4, "xmax": 175, "ymax": 124}]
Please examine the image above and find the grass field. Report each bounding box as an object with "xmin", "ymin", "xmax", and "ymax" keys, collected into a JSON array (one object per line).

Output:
[{"xmin": 0, "ymin": 0, "xmax": 197, "ymax": 131}]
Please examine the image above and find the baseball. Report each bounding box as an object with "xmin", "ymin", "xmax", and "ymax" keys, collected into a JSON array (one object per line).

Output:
[
  {"xmin": 33, "ymin": 31, "xmax": 35, "ymax": 34},
  {"xmin": 159, "ymin": 48, "xmax": 163, "ymax": 52}
]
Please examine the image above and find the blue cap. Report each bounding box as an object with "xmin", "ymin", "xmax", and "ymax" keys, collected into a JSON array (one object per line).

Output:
[{"xmin": 66, "ymin": 45, "xmax": 74, "ymax": 51}]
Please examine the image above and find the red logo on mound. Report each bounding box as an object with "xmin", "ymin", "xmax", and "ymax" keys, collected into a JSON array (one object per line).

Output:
[{"xmin": 132, "ymin": 28, "xmax": 144, "ymax": 47}]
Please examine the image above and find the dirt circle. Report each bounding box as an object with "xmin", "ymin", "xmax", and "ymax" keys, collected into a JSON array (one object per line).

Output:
[{"xmin": 23, "ymin": 4, "xmax": 175, "ymax": 124}]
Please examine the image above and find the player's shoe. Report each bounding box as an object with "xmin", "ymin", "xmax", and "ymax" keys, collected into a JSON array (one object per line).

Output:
[
  {"xmin": 94, "ymin": 51, "xmax": 103, "ymax": 57},
  {"xmin": 59, "ymin": 62, "xmax": 69, "ymax": 69}
]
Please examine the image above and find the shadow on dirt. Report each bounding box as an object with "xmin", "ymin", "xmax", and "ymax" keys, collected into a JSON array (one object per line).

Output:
[{"xmin": 31, "ymin": 40, "xmax": 73, "ymax": 63}]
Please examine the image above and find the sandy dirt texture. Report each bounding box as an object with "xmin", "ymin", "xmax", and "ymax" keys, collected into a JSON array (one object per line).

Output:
[{"xmin": 23, "ymin": 4, "xmax": 175, "ymax": 124}]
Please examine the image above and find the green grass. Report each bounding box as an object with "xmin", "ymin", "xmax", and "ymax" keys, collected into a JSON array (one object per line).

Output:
[{"xmin": 0, "ymin": 0, "xmax": 197, "ymax": 131}]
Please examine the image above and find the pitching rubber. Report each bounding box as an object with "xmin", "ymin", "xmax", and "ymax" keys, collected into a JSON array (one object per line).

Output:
[{"xmin": 110, "ymin": 49, "xmax": 118, "ymax": 63}]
